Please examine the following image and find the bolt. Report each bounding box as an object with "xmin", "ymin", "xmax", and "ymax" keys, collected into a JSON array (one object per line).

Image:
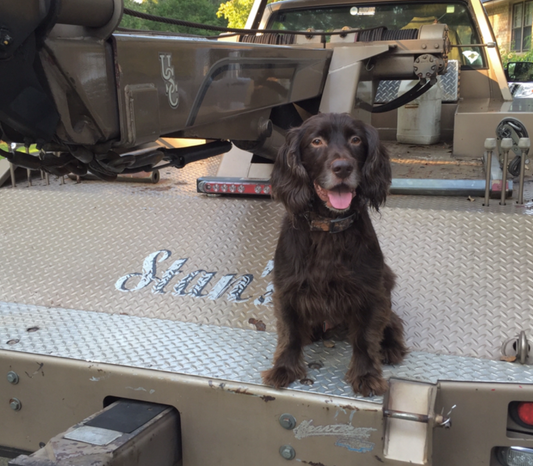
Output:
[
  {"xmin": 0, "ymin": 29, "xmax": 13, "ymax": 47},
  {"xmin": 9, "ymin": 398, "xmax": 22, "ymax": 411},
  {"xmin": 279, "ymin": 413, "xmax": 297, "ymax": 430},
  {"xmin": 299, "ymin": 378, "xmax": 314, "ymax": 386},
  {"xmin": 435, "ymin": 43, "xmax": 440, "ymax": 49},
  {"xmin": 279, "ymin": 445, "xmax": 296, "ymax": 460},
  {"xmin": 308, "ymin": 361, "xmax": 323, "ymax": 370},
  {"xmin": 7, "ymin": 371, "xmax": 19, "ymax": 384},
  {"xmin": 422, "ymin": 44, "xmax": 427, "ymax": 49}
]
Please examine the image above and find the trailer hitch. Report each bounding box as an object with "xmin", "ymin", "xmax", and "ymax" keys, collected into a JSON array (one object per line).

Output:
[{"xmin": 9, "ymin": 400, "xmax": 182, "ymax": 466}]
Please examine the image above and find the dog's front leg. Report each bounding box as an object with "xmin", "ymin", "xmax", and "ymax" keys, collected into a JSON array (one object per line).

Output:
[
  {"xmin": 262, "ymin": 309, "xmax": 307, "ymax": 388},
  {"xmin": 345, "ymin": 309, "xmax": 389, "ymax": 397}
]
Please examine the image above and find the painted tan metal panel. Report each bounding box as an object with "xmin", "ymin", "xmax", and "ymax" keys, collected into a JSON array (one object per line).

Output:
[{"xmin": 0, "ymin": 352, "xmax": 385, "ymax": 465}]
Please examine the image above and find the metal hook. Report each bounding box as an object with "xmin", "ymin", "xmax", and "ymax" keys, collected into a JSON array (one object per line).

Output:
[
  {"xmin": 518, "ymin": 330, "xmax": 529, "ymax": 365},
  {"xmin": 501, "ymin": 331, "xmax": 530, "ymax": 364},
  {"xmin": 436, "ymin": 404, "xmax": 456, "ymax": 428}
]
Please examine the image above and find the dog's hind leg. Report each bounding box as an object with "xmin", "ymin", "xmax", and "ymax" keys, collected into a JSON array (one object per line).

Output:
[
  {"xmin": 379, "ymin": 265, "xmax": 407, "ymax": 365},
  {"xmin": 380, "ymin": 312, "xmax": 408, "ymax": 365}
]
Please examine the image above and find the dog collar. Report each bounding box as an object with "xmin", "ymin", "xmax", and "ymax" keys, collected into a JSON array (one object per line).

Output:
[{"xmin": 305, "ymin": 212, "xmax": 358, "ymax": 233}]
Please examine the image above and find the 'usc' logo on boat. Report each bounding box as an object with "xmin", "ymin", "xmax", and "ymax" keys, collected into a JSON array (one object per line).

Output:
[{"xmin": 159, "ymin": 53, "xmax": 179, "ymax": 109}]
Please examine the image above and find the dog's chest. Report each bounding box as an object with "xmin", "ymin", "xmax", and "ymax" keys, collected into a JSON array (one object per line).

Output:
[
  {"xmin": 307, "ymin": 228, "xmax": 367, "ymax": 264},
  {"xmin": 293, "ymin": 232, "xmax": 376, "ymax": 319}
]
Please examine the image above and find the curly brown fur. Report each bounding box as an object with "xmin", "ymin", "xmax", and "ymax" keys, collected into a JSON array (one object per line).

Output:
[{"xmin": 262, "ymin": 113, "xmax": 407, "ymax": 397}]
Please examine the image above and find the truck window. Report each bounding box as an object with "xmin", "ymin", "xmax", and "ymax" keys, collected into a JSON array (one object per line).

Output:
[{"xmin": 267, "ymin": 2, "xmax": 485, "ymax": 68}]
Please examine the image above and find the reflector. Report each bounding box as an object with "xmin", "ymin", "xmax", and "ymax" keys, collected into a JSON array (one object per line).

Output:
[
  {"xmin": 498, "ymin": 446, "xmax": 533, "ymax": 466},
  {"xmin": 517, "ymin": 403, "xmax": 533, "ymax": 426}
]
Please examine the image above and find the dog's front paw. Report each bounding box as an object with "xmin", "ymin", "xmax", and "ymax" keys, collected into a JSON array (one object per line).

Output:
[
  {"xmin": 347, "ymin": 372, "xmax": 388, "ymax": 397},
  {"xmin": 262, "ymin": 364, "xmax": 306, "ymax": 389}
]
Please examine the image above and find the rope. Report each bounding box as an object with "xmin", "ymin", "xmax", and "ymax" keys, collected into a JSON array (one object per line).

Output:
[{"xmin": 123, "ymin": 8, "xmax": 386, "ymax": 37}]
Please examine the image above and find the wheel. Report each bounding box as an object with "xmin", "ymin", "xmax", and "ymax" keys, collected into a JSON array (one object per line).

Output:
[{"xmin": 496, "ymin": 117, "xmax": 529, "ymax": 176}]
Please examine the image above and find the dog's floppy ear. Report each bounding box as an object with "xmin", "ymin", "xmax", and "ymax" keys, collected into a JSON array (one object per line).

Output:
[
  {"xmin": 271, "ymin": 126, "xmax": 312, "ymax": 214},
  {"xmin": 360, "ymin": 123, "xmax": 391, "ymax": 210}
]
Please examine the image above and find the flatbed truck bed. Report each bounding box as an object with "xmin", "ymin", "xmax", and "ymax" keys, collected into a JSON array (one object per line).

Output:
[{"xmin": 2, "ymin": 156, "xmax": 533, "ymax": 465}]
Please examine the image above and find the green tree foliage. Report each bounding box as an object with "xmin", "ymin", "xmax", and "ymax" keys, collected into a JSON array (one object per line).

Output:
[
  {"xmin": 216, "ymin": 0, "xmax": 280, "ymax": 29},
  {"xmin": 216, "ymin": 0, "xmax": 254, "ymax": 29},
  {"xmin": 120, "ymin": 0, "xmax": 228, "ymax": 36},
  {"xmin": 500, "ymin": 47, "xmax": 533, "ymax": 66}
]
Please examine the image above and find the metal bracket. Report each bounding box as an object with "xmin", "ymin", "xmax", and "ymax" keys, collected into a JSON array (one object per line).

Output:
[{"xmin": 501, "ymin": 331, "xmax": 531, "ymax": 364}]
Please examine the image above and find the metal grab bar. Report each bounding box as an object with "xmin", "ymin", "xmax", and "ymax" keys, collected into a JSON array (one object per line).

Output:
[
  {"xmin": 500, "ymin": 138, "xmax": 513, "ymax": 206},
  {"xmin": 517, "ymin": 138, "xmax": 530, "ymax": 205},
  {"xmin": 483, "ymin": 138, "xmax": 496, "ymax": 206}
]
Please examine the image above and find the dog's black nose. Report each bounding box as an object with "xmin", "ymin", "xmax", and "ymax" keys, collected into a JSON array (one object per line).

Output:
[{"xmin": 331, "ymin": 159, "xmax": 353, "ymax": 179}]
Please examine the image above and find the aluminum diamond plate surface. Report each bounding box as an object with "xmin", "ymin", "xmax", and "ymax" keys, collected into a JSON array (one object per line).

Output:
[
  {"xmin": 3, "ymin": 303, "xmax": 533, "ymax": 404},
  {"xmin": 376, "ymin": 204, "xmax": 533, "ymax": 362},
  {"xmin": 1, "ymin": 156, "xmax": 533, "ymax": 368},
  {"xmin": 374, "ymin": 80, "xmax": 401, "ymax": 104},
  {"xmin": 375, "ymin": 60, "xmax": 459, "ymax": 103},
  {"xmin": 439, "ymin": 59, "xmax": 460, "ymax": 101}
]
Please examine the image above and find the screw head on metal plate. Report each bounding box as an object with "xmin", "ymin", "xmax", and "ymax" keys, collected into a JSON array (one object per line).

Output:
[
  {"xmin": 279, "ymin": 413, "xmax": 297, "ymax": 430},
  {"xmin": 9, "ymin": 398, "xmax": 22, "ymax": 411},
  {"xmin": 279, "ymin": 445, "xmax": 296, "ymax": 460},
  {"xmin": 7, "ymin": 371, "xmax": 19, "ymax": 384}
]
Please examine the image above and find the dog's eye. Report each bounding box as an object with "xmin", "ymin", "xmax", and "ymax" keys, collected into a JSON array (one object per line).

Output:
[
  {"xmin": 311, "ymin": 138, "xmax": 324, "ymax": 147},
  {"xmin": 350, "ymin": 136, "xmax": 362, "ymax": 145}
]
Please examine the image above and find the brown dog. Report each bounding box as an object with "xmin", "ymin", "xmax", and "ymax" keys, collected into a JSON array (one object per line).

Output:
[{"xmin": 262, "ymin": 113, "xmax": 407, "ymax": 397}]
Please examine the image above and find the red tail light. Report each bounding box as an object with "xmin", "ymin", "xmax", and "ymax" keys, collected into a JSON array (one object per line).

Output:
[
  {"xmin": 197, "ymin": 177, "xmax": 271, "ymax": 196},
  {"xmin": 517, "ymin": 402, "xmax": 533, "ymax": 426},
  {"xmin": 509, "ymin": 401, "xmax": 533, "ymax": 429}
]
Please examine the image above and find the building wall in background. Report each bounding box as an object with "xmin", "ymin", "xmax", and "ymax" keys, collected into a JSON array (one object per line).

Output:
[{"xmin": 485, "ymin": 1, "xmax": 512, "ymax": 49}]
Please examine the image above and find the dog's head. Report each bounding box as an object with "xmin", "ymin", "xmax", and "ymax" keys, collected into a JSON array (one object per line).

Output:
[{"xmin": 272, "ymin": 113, "xmax": 391, "ymax": 215}]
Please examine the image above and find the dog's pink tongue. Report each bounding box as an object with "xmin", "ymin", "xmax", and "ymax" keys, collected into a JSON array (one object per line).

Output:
[{"xmin": 328, "ymin": 190, "xmax": 353, "ymax": 210}]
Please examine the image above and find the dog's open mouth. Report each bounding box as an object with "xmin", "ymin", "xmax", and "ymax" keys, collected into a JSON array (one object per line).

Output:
[{"xmin": 314, "ymin": 183, "xmax": 356, "ymax": 211}]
